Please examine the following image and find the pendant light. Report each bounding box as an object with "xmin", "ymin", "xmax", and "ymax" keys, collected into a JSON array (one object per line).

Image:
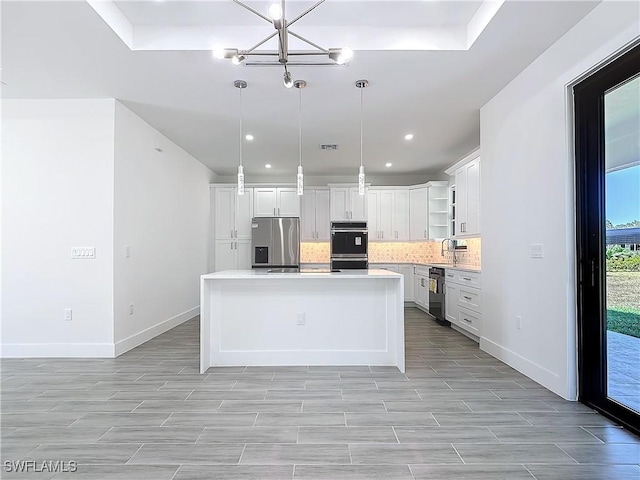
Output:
[
  {"xmin": 355, "ymin": 79, "xmax": 369, "ymax": 195},
  {"xmin": 294, "ymin": 79, "xmax": 307, "ymax": 195},
  {"xmin": 234, "ymin": 80, "xmax": 248, "ymax": 195}
]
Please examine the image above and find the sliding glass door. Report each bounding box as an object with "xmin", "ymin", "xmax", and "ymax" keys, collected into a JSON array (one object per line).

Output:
[{"xmin": 575, "ymin": 44, "xmax": 639, "ymax": 434}]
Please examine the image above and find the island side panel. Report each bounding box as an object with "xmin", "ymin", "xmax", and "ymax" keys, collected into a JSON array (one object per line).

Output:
[
  {"xmin": 394, "ymin": 275, "xmax": 405, "ymax": 372},
  {"xmin": 204, "ymin": 276, "xmax": 403, "ymax": 368},
  {"xmin": 199, "ymin": 276, "xmax": 210, "ymax": 374}
]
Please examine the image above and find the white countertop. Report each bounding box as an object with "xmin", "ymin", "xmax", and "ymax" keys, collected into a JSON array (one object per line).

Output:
[
  {"xmin": 300, "ymin": 262, "xmax": 481, "ymax": 273},
  {"xmin": 202, "ymin": 269, "xmax": 403, "ymax": 280}
]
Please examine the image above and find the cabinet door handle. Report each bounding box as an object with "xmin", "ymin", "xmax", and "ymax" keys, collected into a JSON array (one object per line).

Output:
[
  {"xmin": 235, "ymin": 229, "xmax": 237, "ymax": 238},
  {"xmin": 273, "ymin": 207, "xmax": 276, "ymax": 216},
  {"xmin": 463, "ymin": 295, "xmax": 472, "ymax": 300},
  {"xmin": 395, "ymin": 231, "xmax": 398, "ymax": 239},
  {"xmin": 462, "ymin": 277, "xmax": 472, "ymax": 281},
  {"xmin": 424, "ymin": 230, "xmax": 427, "ymax": 239},
  {"xmin": 462, "ymin": 317, "xmax": 472, "ymax": 323},
  {"xmin": 277, "ymin": 207, "xmax": 280, "ymax": 216},
  {"xmin": 231, "ymin": 229, "xmax": 233, "ymax": 238}
]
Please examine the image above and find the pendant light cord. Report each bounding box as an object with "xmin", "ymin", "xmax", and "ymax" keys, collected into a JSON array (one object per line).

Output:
[
  {"xmin": 360, "ymin": 84, "xmax": 363, "ymax": 168},
  {"xmin": 239, "ymin": 86, "xmax": 243, "ymax": 167},
  {"xmin": 299, "ymin": 85, "xmax": 302, "ymax": 167}
]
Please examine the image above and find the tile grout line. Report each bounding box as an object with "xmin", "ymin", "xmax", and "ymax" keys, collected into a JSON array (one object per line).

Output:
[
  {"xmin": 124, "ymin": 443, "xmax": 145, "ymax": 465},
  {"xmin": 553, "ymin": 443, "xmax": 581, "ymax": 464},
  {"xmin": 391, "ymin": 426, "xmax": 401, "ymax": 444},
  {"xmin": 450, "ymin": 442, "xmax": 465, "ymax": 464},
  {"xmin": 237, "ymin": 443, "xmax": 247, "ymax": 465},
  {"xmin": 522, "ymin": 464, "xmax": 540, "ymax": 479},
  {"xmin": 168, "ymin": 464, "xmax": 181, "ymax": 480}
]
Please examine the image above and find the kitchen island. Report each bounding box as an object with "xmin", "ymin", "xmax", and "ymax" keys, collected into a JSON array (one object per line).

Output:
[{"xmin": 200, "ymin": 269, "xmax": 404, "ymax": 373}]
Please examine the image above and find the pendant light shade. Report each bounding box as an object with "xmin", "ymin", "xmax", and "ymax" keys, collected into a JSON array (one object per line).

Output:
[
  {"xmin": 294, "ymin": 80, "xmax": 307, "ymax": 196},
  {"xmin": 355, "ymin": 79, "xmax": 369, "ymax": 196},
  {"xmin": 234, "ymin": 80, "xmax": 248, "ymax": 195}
]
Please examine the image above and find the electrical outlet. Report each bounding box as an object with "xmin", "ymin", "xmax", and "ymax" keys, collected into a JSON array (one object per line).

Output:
[
  {"xmin": 516, "ymin": 315, "xmax": 522, "ymax": 330},
  {"xmin": 297, "ymin": 313, "xmax": 305, "ymax": 325},
  {"xmin": 129, "ymin": 304, "xmax": 134, "ymax": 315},
  {"xmin": 64, "ymin": 308, "xmax": 72, "ymax": 321},
  {"xmin": 71, "ymin": 247, "xmax": 96, "ymax": 259},
  {"xmin": 531, "ymin": 244, "xmax": 544, "ymax": 259}
]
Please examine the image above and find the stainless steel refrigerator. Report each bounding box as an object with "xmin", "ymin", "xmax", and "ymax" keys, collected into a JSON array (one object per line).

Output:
[{"xmin": 251, "ymin": 217, "xmax": 300, "ymax": 269}]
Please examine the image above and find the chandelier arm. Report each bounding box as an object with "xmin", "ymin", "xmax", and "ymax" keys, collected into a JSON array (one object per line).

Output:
[
  {"xmin": 287, "ymin": 0, "xmax": 327, "ymax": 27},
  {"xmin": 287, "ymin": 30, "xmax": 328, "ymax": 53},
  {"xmin": 243, "ymin": 31, "xmax": 279, "ymax": 54},
  {"xmin": 231, "ymin": 0, "xmax": 272, "ymax": 23}
]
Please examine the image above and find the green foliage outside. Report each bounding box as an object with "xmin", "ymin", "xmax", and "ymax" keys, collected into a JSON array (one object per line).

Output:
[
  {"xmin": 606, "ymin": 271, "xmax": 640, "ymax": 339},
  {"xmin": 606, "ymin": 246, "xmax": 640, "ymax": 272},
  {"xmin": 607, "ymin": 307, "xmax": 640, "ymax": 339}
]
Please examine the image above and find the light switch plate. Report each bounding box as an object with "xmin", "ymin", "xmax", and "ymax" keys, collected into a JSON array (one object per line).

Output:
[
  {"xmin": 531, "ymin": 244, "xmax": 544, "ymax": 259},
  {"xmin": 71, "ymin": 247, "xmax": 96, "ymax": 259}
]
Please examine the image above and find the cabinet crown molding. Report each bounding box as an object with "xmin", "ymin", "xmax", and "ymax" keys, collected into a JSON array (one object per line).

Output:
[{"xmin": 444, "ymin": 148, "xmax": 480, "ymax": 176}]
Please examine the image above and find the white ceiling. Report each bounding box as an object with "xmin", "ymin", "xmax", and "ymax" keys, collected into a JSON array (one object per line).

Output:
[{"xmin": 2, "ymin": 0, "xmax": 601, "ymax": 178}]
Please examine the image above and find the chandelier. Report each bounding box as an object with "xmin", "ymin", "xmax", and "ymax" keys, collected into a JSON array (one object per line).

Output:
[{"xmin": 214, "ymin": 0, "xmax": 353, "ymax": 88}]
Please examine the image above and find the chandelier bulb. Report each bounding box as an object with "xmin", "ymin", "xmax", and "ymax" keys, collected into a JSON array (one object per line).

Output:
[{"xmin": 283, "ymin": 71, "xmax": 293, "ymax": 88}]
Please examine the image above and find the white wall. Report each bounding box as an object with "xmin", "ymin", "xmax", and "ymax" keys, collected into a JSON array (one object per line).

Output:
[
  {"xmin": 1, "ymin": 99, "xmax": 116, "ymax": 356},
  {"xmin": 113, "ymin": 102, "xmax": 214, "ymax": 354},
  {"xmin": 480, "ymin": 2, "xmax": 640, "ymax": 399}
]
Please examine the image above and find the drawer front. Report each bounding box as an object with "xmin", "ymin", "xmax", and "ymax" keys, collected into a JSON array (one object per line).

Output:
[
  {"xmin": 457, "ymin": 306, "xmax": 481, "ymax": 336},
  {"xmin": 445, "ymin": 270, "xmax": 456, "ymax": 282},
  {"xmin": 458, "ymin": 286, "xmax": 482, "ymax": 313},
  {"xmin": 455, "ymin": 271, "xmax": 481, "ymax": 288},
  {"xmin": 415, "ymin": 265, "xmax": 430, "ymax": 277}
]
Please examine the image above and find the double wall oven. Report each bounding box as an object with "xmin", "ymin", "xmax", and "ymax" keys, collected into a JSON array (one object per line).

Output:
[{"xmin": 330, "ymin": 221, "xmax": 368, "ymax": 270}]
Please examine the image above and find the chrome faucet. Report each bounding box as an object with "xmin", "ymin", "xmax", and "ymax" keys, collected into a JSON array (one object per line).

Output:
[{"xmin": 441, "ymin": 238, "xmax": 457, "ymax": 266}]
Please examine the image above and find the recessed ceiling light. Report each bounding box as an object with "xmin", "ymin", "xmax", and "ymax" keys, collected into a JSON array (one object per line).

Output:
[
  {"xmin": 265, "ymin": 164, "xmax": 272, "ymax": 169},
  {"xmin": 385, "ymin": 162, "xmax": 392, "ymax": 168},
  {"xmin": 404, "ymin": 134, "xmax": 414, "ymax": 141},
  {"xmin": 245, "ymin": 134, "xmax": 254, "ymax": 141}
]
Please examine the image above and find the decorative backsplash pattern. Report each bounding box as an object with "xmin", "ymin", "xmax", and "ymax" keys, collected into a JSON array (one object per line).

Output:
[{"xmin": 301, "ymin": 238, "xmax": 481, "ymax": 266}]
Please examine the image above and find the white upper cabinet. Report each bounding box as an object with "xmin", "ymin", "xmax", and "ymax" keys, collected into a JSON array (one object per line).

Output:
[
  {"xmin": 211, "ymin": 186, "xmax": 253, "ymax": 271},
  {"xmin": 301, "ymin": 189, "xmax": 330, "ymax": 241},
  {"xmin": 409, "ymin": 187, "xmax": 427, "ymax": 240},
  {"xmin": 368, "ymin": 189, "xmax": 409, "ymax": 241},
  {"xmin": 330, "ymin": 187, "xmax": 367, "ymax": 221},
  {"xmin": 254, "ymin": 187, "xmax": 300, "ymax": 217},
  {"xmin": 214, "ymin": 187, "xmax": 236, "ymax": 240},
  {"xmin": 445, "ymin": 149, "xmax": 480, "ymax": 238},
  {"xmin": 214, "ymin": 187, "xmax": 253, "ymax": 240},
  {"xmin": 453, "ymin": 158, "xmax": 480, "ymax": 237},
  {"xmin": 330, "ymin": 188, "xmax": 349, "ymax": 221},
  {"xmin": 393, "ymin": 189, "xmax": 410, "ymax": 241},
  {"xmin": 315, "ymin": 189, "xmax": 331, "ymax": 240},
  {"xmin": 277, "ymin": 188, "xmax": 301, "ymax": 216},
  {"xmin": 349, "ymin": 187, "xmax": 368, "ymax": 221}
]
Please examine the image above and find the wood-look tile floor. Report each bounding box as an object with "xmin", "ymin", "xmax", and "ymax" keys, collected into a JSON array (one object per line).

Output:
[{"xmin": 1, "ymin": 308, "xmax": 639, "ymax": 479}]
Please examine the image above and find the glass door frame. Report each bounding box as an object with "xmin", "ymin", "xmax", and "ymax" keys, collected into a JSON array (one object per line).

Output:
[{"xmin": 574, "ymin": 43, "xmax": 640, "ymax": 435}]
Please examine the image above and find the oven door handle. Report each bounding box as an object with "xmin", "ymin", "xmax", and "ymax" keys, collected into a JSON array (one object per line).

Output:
[{"xmin": 331, "ymin": 229, "xmax": 369, "ymax": 234}]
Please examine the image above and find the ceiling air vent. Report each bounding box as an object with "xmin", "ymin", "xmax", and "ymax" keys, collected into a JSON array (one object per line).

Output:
[{"xmin": 320, "ymin": 144, "xmax": 338, "ymax": 150}]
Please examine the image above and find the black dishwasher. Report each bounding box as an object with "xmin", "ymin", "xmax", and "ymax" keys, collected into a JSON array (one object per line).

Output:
[{"xmin": 429, "ymin": 267, "xmax": 450, "ymax": 326}]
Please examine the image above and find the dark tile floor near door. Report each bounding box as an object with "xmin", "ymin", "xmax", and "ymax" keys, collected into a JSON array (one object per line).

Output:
[{"xmin": 1, "ymin": 308, "xmax": 639, "ymax": 479}]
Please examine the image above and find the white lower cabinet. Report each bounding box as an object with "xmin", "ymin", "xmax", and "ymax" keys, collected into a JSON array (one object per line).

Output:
[
  {"xmin": 214, "ymin": 239, "xmax": 251, "ymax": 271},
  {"xmin": 445, "ymin": 282, "xmax": 459, "ymax": 323},
  {"xmin": 373, "ymin": 264, "xmax": 414, "ymax": 302},
  {"xmin": 445, "ymin": 269, "xmax": 482, "ymax": 340},
  {"xmin": 399, "ymin": 264, "xmax": 414, "ymax": 302}
]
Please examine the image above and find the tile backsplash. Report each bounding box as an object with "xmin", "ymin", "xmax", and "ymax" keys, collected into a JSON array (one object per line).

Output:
[{"xmin": 301, "ymin": 238, "xmax": 481, "ymax": 266}]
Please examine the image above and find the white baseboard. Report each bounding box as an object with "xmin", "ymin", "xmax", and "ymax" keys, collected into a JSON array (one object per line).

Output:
[
  {"xmin": 480, "ymin": 336, "xmax": 567, "ymax": 399},
  {"xmin": 0, "ymin": 343, "xmax": 115, "ymax": 358},
  {"xmin": 114, "ymin": 306, "xmax": 199, "ymax": 356}
]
